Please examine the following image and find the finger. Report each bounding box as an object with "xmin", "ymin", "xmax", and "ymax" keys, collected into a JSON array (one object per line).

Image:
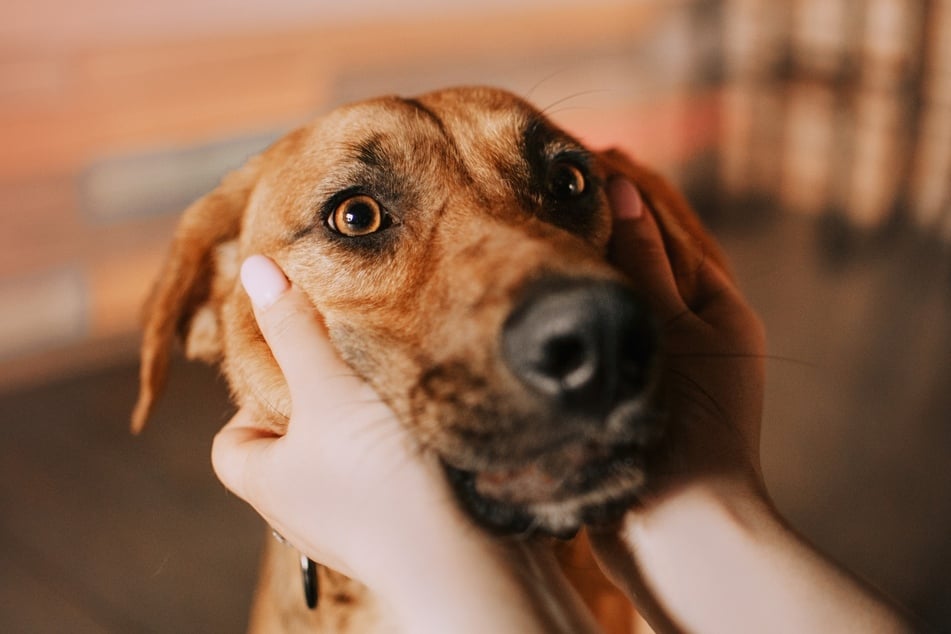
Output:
[
  {"xmin": 692, "ymin": 255, "xmax": 743, "ymax": 314},
  {"xmin": 240, "ymin": 255, "xmax": 359, "ymax": 408},
  {"xmin": 693, "ymin": 260, "xmax": 765, "ymax": 345},
  {"xmin": 607, "ymin": 177, "xmax": 687, "ymax": 320},
  {"xmin": 211, "ymin": 408, "xmax": 277, "ymax": 502}
]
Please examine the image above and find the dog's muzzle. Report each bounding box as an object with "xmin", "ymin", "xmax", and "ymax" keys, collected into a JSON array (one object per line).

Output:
[
  {"xmin": 501, "ymin": 277, "xmax": 656, "ymax": 414},
  {"xmin": 447, "ymin": 276, "xmax": 664, "ymax": 537}
]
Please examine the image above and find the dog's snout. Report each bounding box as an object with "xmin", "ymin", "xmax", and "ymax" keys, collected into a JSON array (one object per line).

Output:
[{"xmin": 501, "ymin": 278, "xmax": 657, "ymax": 415}]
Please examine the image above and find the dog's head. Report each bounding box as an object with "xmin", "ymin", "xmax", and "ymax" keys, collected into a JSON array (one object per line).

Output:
[{"xmin": 133, "ymin": 86, "xmax": 724, "ymax": 536}]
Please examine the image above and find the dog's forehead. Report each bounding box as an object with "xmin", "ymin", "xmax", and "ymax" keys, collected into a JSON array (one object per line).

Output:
[
  {"xmin": 261, "ymin": 88, "xmax": 565, "ymax": 193},
  {"xmin": 243, "ymin": 88, "xmax": 583, "ymax": 246},
  {"xmin": 323, "ymin": 88, "xmax": 540, "ymax": 159},
  {"xmin": 414, "ymin": 86, "xmax": 540, "ymax": 119},
  {"xmin": 414, "ymin": 87, "xmax": 540, "ymax": 149}
]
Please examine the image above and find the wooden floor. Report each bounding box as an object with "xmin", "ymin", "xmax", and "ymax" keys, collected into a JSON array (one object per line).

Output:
[
  {"xmin": 1, "ymin": 212, "xmax": 950, "ymax": 633},
  {"xmin": 0, "ymin": 360, "xmax": 261, "ymax": 633}
]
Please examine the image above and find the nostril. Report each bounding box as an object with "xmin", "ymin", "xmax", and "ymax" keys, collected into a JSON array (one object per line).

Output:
[{"xmin": 537, "ymin": 334, "xmax": 593, "ymax": 390}]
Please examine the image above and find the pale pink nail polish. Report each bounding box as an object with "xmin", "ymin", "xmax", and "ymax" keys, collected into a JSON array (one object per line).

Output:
[
  {"xmin": 608, "ymin": 177, "xmax": 644, "ymax": 220},
  {"xmin": 240, "ymin": 255, "xmax": 289, "ymax": 308}
]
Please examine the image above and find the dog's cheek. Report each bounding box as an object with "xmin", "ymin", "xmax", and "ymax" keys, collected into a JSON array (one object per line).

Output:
[
  {"xmin": 216, "ymin": 290, "xmax": 293, "ymax": 430},
  {"xmin": 326, "ymin": 322, "xmax": 422, "ymax": 413}
]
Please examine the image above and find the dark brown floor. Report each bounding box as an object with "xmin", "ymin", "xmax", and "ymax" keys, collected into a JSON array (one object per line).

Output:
[
  {"xmin": 0, "ymin": 360, "xmax": 261, "ymax": 633},
  {"xmin": 2, "ymin": 212, "xmax": 950, "ymax": 633}
]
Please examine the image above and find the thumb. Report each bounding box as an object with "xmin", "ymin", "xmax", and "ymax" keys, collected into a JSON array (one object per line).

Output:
[
  {"xmin": 607, "ymin": 177, "xmax": 686, "ymax": 321},
  {"xmin": 211, "ymin": 408, "xmax": 277, "ymax": 503},
  {"xmin": 240, "ymin": 255, "xmax": 361, "ymax": 411}
]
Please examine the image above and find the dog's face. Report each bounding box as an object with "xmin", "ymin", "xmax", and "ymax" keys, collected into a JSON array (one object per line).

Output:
[{"xmin": 134, "ymin": 87, "xmax": 722, "ymax": 536}]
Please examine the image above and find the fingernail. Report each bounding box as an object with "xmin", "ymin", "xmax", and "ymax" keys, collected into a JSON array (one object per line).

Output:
[
  {"xmin": 241, "ymin": 255, "xmax": 289, "ymax": 309},
  {"xmin": 607, "ymin": 177, "xmax": 644, "ymax": 220}
]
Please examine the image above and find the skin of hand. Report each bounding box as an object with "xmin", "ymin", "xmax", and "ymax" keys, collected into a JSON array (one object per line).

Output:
[
  {"xmin": 211, "ymin": 255, "xmax": 602, "ymax": 634},
  {"xmin": 592, "ymin": 177, "xmax": 767, "ymax": 629},
  {"xmin": 592, "ymin": 178, "xmax": 912, "ymax": 634},
  {"xmin": 605, "ymin": 175, "xmax": 769, "ymax": 512}
]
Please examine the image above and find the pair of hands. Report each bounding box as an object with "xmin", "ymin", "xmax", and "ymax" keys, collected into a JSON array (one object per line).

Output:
[{"xmin": 211, "ymin": 177, "xmax": 766, "ymax": 611}]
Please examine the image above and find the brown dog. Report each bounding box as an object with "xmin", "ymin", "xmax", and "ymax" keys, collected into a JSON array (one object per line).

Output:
[{"xmin": 133, "ymin": 86, "xmax": 726, "ymax": 633}]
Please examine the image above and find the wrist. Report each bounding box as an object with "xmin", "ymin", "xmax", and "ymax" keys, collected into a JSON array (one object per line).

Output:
[
  {"xmin": 605, "ymin": 479, "xmax": 782, "ymax": 633},
  {"xmin": 376, "ymin": 532, "xmax": 583, "ymax": 634},
  {"xmin": 617, "ymin": 478, "xmax": 913, "ymax": 634},
  {"xmin": 627, "ymin": 474, "xmax": 773, "ymax": 534}
]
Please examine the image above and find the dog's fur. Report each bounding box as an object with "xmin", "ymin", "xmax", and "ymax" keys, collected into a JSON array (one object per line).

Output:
[{"xmin": 133, "ymin": 86, "xmax": 726, "ymax": 633}]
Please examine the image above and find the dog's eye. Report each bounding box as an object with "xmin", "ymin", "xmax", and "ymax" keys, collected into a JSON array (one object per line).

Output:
[
  {"xmin": 328, "ymin": 195, "xmax": 385, "ymax": 237},
  {"xmin": 548, "ymin": 161, "xmax": 587, "ymax": 200}
]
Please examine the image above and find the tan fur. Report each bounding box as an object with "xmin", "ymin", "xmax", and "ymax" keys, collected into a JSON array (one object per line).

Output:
[{"xmin": 134, "ymin": 86, "xmax": 726, "ymax": 633}]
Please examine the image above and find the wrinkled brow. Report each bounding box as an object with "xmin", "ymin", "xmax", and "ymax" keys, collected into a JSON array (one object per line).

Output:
[{"xmin": 346, "ymin": 133, "xmax": 392, "ymax": 171}]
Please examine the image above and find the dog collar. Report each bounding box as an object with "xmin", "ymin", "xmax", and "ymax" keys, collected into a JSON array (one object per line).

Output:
[
  {"xmin": 272, "ymin": 529, "xmax": 319, "ymax": 609},
  {"xmin": 300, "ymin": 553, "xmax": 319, "ymax": 609}
]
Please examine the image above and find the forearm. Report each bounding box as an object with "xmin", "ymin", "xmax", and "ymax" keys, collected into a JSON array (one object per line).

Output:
[
  {"xmin": 378, "ymin": 524, "xmax": 602, "ymax": 634},
  {"xmin": 611, "ymin": 482, "xmax": 912, "ymax": 634}
]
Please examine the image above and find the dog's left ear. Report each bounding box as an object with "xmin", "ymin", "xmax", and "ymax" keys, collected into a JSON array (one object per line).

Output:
[
  {"xmin": 596, "ymin": 148, "xmax": 730, "ymax": 308},
  {"xmin": 131, "ymin": 158, "xmax": 260, "ymax": 433}
]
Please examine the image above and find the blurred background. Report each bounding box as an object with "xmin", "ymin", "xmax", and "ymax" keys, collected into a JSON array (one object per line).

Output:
[{"xmin": 1, "ymin": 0, "xmax": 949, "ymax": 631}]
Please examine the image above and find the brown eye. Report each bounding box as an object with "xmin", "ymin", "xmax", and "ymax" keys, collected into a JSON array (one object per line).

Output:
[
  {"xmin": 548, "ymin": 161, "xmax": 587, "ymax": 200},
  {"xmin": 329, "ymin": 195, "xmax": 384, "ymax": 237}
]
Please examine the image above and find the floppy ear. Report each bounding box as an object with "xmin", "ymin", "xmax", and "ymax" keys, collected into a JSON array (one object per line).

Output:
[
  {"xmin": 131, "ymin": 160, "xmax": 259, "ymax": 433},
  {"xmin": 597, "ymin": 148, "xmax": 730, "ymax": 308}
]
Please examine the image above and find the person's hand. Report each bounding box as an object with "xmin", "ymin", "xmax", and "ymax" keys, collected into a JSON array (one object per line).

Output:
[
  {"xmin": 210, "ymin": 255, "xmax": 603, "ymax": 633},
  {"xmin": 588, "ymin": 178, "xmax": 913, "ymax": 634},
  {"xmin": 211, "ymin": 255, "xmax": 470, "ymax": 590},
  {"xmin": 604, "ymin": 176, "xmax": 767, "ymax": 509},
  {"xmin": 588, "ymin": 177, "xmax": 768, "ymax": 628}
]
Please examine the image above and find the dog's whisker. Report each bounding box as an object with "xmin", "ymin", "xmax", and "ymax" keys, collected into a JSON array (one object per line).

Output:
[
  {"xmin": 523, "ymin": 68, "xmax": 575, "ymax": 101},
  {"xmin": 669, "ymin": 385, "xmax": 722, "ymax": 425},
  {"xmin": 537, "ymin": 104, "xmax": 603, "ymax": 119},
  {"xmin": 537, "ymin": 89, "xmax": 614, "ymax": 118},
  {"xmin": 318, "ymin": 373, "xmax": 366, "ymax": 388},
  {"xmin": 666, "ymin": 372, "xmax": 721, "ymax": 418},
  {"xmin": 665, "ymin": 368, "xmax": 730, "ymax": 427},
  {"xmin": 669, "ymin": 352, "xmax": 817, "ymax": 368},
  {"xmin": 336, "ymin": 413, "xmax": 403, "ymax": 447},
  {"xmin": 511, "ymin": 516, "xmax": 542, "ymax": 540},
  {"xmin": 336, "ymin": 396, "xmax": 388, "ymax": 409}
]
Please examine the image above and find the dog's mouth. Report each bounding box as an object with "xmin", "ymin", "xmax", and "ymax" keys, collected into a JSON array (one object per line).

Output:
[
  {"xmin": 442, "ymin": 405, "xmax": 663, "ymax": 539},
  {"xmin": 445, "ymin": 444, "xmax": 645, "ymax": 538}
]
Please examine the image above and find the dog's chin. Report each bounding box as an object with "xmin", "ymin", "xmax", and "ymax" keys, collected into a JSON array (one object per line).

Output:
[{"xmin": 444, "ymin": 442, "xmax": 648, "ymax": 540}]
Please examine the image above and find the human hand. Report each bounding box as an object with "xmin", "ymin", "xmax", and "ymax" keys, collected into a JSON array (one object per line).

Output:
[
  {"xmin": 588, "ymin": 178, "xmax": 914, "ymax": 634},
  {"xmin": 582, "ymin": 177, "xmax": 767, "ymax": 628},
  {"xmin": 210, "ymin": 255, "xmax": 602, "ymax": 633},
  {"xmin": 604, "ymin": 177, "xmax": 767, "ymax": 508},
  {"xmin": 211, "ymin": 255, "xmax": 471, "ymax": 592}
]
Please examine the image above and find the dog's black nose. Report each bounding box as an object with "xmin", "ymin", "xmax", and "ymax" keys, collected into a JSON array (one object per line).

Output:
[{"xmin": 501, "ymin": 278, "xmax": 657, "ymax": 415}]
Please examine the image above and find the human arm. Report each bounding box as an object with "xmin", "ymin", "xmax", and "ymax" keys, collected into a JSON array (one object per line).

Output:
[
  {"xmin": 593, "ymin": 482, "xmax": 912, "ymax": 634},
  {"xmin": 590, "ymin": 177, "xmax": 914, "ymax": 634}
]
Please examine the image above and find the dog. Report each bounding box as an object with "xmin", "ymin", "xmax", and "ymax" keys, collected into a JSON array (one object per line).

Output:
[{"xmin": 132, "ymin": 86, "xmax": 727, "ymax": 633}]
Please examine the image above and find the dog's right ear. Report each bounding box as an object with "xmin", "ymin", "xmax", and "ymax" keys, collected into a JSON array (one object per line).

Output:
[{"xmin": 131, "ymin": 159, "xmax": 260, "ymax": 434}]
